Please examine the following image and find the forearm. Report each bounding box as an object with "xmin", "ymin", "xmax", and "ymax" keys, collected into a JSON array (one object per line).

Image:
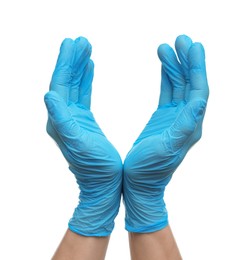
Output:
[
  {"xmin": 128, "ymin": 226, "xmax": 182, "ymax": 260},
  {"xmin": 52, "ymin": 229, "xmax": 110, "ymax": 260}
]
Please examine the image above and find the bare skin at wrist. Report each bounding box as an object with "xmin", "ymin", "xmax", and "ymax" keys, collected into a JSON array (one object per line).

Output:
[
  {"xmin": 129, "ymin": 226, "xmax": 182, "ymax": 260},
  {"xmin": 52, "ymin": 229, "xmax": 110, "ymax": 260}
]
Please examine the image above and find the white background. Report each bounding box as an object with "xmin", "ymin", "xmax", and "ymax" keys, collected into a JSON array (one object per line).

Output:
[{"xmin": 1, "ymin": 0, "xmax": 249, "ymax": 259}]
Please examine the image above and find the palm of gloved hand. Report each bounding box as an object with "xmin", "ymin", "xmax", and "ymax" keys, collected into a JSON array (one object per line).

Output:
[
  {"xmin": 123, "ymin": 35, "xmax": 209, "ymax": 232},
  {"xmin": 44, "ymin": 37, "xmax": 122, "ymax": 236},
  {"xmin": 45, "ymin": 95, "xmax": 121, "ymax": 176}
]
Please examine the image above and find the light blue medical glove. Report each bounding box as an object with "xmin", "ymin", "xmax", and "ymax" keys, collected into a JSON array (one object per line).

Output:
[
  {"xmin": 44, "ymin": 37, "xmax": 122, "ymax": 236},
  {"xmin": 123, "ymin": 35, "xmax": 209, "ymax": 233}
]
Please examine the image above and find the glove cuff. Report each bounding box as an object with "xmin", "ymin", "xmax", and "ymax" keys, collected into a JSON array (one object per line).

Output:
[{"xmin": 125, "ymin": 217, "xmax": 169, "ymax": 233}]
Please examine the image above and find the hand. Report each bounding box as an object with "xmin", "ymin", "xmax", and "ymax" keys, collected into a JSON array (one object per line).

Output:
[
  {"xmin": 123, "ymin": 35, "xmax": 209, "ymax": 233},
  {"xmin": 44, "ymin": 37, "xmax": 122, "ymax": 236}
]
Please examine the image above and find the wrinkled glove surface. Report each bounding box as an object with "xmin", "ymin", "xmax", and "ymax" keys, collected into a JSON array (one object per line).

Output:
[
  {"xmin": 123, "ymin": 35, "xmax": 209, "ymax": 233},
  {"xmin": 44, "ymin": 37, "xmax": 122, "ymax": 236}
]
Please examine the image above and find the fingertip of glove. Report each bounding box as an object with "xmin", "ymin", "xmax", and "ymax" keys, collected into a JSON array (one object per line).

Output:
[
  {"xmin": 188, "ymin": 99, "xmax": 207, "ymax": 121},
  {"xmin": 74, "ymin": 36, "xmax": 92, "ymax": 54},
  {"xmin": 195, "ymin": 100, "xmax": 207, "ymax": 118},
  {"xmin": 60, "ymin": 37, "xmax": 92, "ymax": 53},
  {"xmin": 60, "ymin": 38, "xmax": 74, "ymax": 51},
  {"xmin": 74, "ymin": 36, "xmax": 90, "ymax": 45},
  {"xmin": 74, "ymin": 36, "xmax": 84, "ymax": 43},
  {"xmin": 88, "ymin": 59, "xmax": 94, "ymax": 68},
  {"xmin": 189, "ymin": 42, "xmax": 205, "ymax": 60},
  {"xmin": 176, "ymin": 34, "xmax": 191, "ymax": 41},
  {"xmin": 44, "ymin": 90, "xmax": 58, "ymax": 102},
  {"xmin": 44, "ymin": 91, "xmax": 62, "ymax": 111},
  {"xmin": 44, "ymin": 91, "xmax": 54, "ymax": 111},
  {"xmin": 175, "ymin": 34, "xmax": 193, "ymax": 49},
  {"xmin": 157, "ymin": 43, "xmax": 171, "ymax": 61}
]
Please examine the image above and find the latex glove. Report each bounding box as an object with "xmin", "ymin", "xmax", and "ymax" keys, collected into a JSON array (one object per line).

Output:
[
  {"xmin": 44, "ymin": 37, "xmax": 122, "ymax": 236},
  {"xmin": 123, "ymin": 35, "xmax": 209, "ymax": 233}
]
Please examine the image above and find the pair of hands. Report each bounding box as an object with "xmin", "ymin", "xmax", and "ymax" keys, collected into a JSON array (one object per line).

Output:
[{"xmin": 44, "ymin": 35, "xmax": 209, "ymax": 236}]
